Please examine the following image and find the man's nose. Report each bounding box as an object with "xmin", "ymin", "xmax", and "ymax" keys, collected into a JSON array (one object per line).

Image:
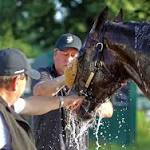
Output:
[{"xmin": 68, "ymin": 56, "xmax": 74, "ymax": 63}]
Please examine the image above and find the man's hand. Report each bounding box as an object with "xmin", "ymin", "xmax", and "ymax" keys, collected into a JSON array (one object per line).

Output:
[
  {"xmin": 64, "ymin": 59, "xmax": 78, "ymax": 89},
  {"xmin": 63, "ymin": 95, "xmax": 84, "ymax": 111},
  {"xmin": 95, "ymin": 100, "xmax": 113, "ymax": 118}
]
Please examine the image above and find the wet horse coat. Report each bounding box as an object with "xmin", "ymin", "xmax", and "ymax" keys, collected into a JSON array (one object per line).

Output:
[{"xmin": 74, "ymin": 8, "xmax": 150, "ymax": 120}]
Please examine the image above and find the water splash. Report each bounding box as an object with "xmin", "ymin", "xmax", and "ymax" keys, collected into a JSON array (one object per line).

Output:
[
  {"xmin": 65, "ymin": 110, "xmax": 105, "ymax": 150},
  {"xmin": 95, "ymin": 117, "xmax": 103, "ymax": 150},
  {"xmin": 66, "ymin": 112, "xmax": 94, "ymax": 150}
]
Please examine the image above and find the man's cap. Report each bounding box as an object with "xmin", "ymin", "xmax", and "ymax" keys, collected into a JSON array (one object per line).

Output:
[
  {"xmin": 0, "ymin": 48, "xmax": 40, "ymax": 80},
  {"xmin": 55, "ymin": 33, "xmax": 82, "ymax": 51}
]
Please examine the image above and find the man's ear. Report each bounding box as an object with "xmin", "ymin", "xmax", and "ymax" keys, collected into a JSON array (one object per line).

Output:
[
  {"xmin": 11, "ymin": 76, "xmax": 18, "ymax": 91},
  {"xmin": 53, "ymin": 48, "xmax": 58, "ymax": 55},
  {"xmin": 53, "ymin": 49, "xmax": 58, "ymax": 62}
]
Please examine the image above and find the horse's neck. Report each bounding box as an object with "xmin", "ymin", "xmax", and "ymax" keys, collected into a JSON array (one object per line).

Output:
[
  {"xmin": 105, "ymin": 22, "xmax": 150, "ymax": 55},
  {"xmin": 104, "ymin": 22, "xmax": 150, "ymax": 98}
]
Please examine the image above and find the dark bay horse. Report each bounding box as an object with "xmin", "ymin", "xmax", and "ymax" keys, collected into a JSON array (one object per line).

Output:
[{"xmin": 74, "ymin": 8, "xmax": 150, "ymax": 120}]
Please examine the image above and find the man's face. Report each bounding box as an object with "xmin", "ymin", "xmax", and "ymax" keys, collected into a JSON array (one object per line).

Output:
[
  {"xmin": 54, "ymin": 48, "xmax": 79, "ymax": 75},
  {"xmin": 8, "ymin": 74, "xmax": 27, "ymax": 105},
  {"xmin": 15, "ymin": 74, "xmax": 27, "ymax": 98}
]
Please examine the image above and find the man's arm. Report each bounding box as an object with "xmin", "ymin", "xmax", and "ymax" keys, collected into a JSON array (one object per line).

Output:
[
  {"xmin": 95, "ymin": 100, "xmax": 113, "ymax": 118},
  {"xmin": 33, "ymin": 75, "xmax": 65, "ymax": 96},
  {"xmin": 33, "ymin": 62, "xmax": 77, "ymax": 96},
  {"xmin": 14, "ymin": 96, "xmax": 83, "ymax": 115}
]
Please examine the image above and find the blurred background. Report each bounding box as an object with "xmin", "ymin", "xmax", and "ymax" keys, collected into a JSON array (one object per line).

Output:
[{"xmin": 0, "ymin": 0, "xmax": 150, "ymax": 149}]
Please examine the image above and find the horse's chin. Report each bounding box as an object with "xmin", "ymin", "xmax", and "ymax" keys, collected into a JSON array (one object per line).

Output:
[
  {"xmin": 77, "ymin": 110, "xmax": 94, "ymax": 121},
  {"xmin": 76, "ymin": 102, "xmax": 95, "ymax": 121}
]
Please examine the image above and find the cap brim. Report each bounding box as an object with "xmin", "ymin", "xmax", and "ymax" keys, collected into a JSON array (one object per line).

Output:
[
  {"xmin": 59, "ymin": 45, "xmax": 80, "ymax": 51},
  {"xmin": 26, "ymin": 69, "xmax": 41, "ymax": 80}
]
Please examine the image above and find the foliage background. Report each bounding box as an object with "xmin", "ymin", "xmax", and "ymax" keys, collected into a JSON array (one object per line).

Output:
[
  {"xmin": 0, "ymin": 0, "xmax": 150, "ymax": 57},
  {"xmin": 0, "ymin": 1, "xmax": 150, "ymax": 149}
]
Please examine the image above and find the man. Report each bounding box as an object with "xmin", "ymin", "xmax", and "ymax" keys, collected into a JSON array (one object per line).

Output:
[
  {"xmin": 0, "ymin": 48, "xmax": 40, "ymax": 150},
  {"xmin": 33, "ymin": 33, "xmax": 113, "ymax": 150},
  {"xmin": 0, "ymin": 48, "xmax": 83, "ymax": 149}
]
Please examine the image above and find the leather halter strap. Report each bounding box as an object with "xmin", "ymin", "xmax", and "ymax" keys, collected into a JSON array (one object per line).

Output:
[
  {"xmin": 79, "ymin": 41, "xmax": 104, "ymax": 99},
  {"xmin": 84, "ymin": 42, "xmax": 104, "ymax": 89},
  {"xmin": 78, "ymin": 25, "xmax": 108, "ymax": 101}
]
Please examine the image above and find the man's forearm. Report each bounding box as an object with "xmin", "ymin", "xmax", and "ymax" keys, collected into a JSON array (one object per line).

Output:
[
  {"xmin": 19, "ymin": 96, "xmax": 60, "ymax": 115},
  {"xmin": 33, "ymin": 75, "xmax": 65, "ymax": 96},
  {"xmin": 18, "ymin": 95, "xmax": 83, "ymax": 116}
]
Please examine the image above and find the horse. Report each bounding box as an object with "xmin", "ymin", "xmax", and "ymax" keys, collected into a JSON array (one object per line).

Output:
[{"xmin": 74, "ymin": 7, "xmax": 150, "ymax": 120}]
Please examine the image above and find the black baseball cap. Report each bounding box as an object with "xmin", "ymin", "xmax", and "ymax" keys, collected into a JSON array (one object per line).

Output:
[
  {"xmin": 55, "ymin": 33, "xmax": 82, "ymax": 51},
  {"xmin": 0, "ymin": 48, "xmax": 40, "ymax": 80}
]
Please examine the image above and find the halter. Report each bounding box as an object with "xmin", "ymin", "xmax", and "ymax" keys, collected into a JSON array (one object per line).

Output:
[
  {"xmin": 85, "ymin": 42, "xmax": 104, "ymax": 88},
  {"xmin": 78, "ymin": 23, "xmax": 116, "ymax": 103},
  {"xmin": 79, "ymin": 28, "xmax": 106, "ymax": 101},
  {"xmin": 79, "ymin": 42, "xmax": 104, "ymax": 98}
]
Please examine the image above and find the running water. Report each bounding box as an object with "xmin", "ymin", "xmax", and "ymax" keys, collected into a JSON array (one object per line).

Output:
[
  {"xmin": 94, "ymin": 112, "xmax": 103, "ymax": 150},
  {"xmin": 66, "ymin": 112, "xmax": 94, "ymax": 150},
  {"xmin": 66, "ymin": 110, "xmax": 103, "ymax": 150}
]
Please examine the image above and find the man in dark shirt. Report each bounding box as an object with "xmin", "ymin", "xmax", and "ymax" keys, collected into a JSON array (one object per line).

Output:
[
  {"xmin": 32, "ymin": 33, "xmax": 113, "ymax": 150},
  {"xmin": 32, "ymin": 33, "xmax": 85, "ymax": 150}
]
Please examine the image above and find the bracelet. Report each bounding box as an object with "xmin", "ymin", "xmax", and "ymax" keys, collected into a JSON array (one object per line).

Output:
[{"xmin": 59, "ymin": 96, "xmax": 64, "ymax": 108}]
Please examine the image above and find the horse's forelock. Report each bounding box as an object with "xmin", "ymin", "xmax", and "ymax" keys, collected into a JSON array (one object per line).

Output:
[
  {"xmin": 114, "ymin": 8, "xmax": 124, "ymax": 22},
  {"xmin": 91, "ymin": 7, "xmax": 108, "ymax": 33}
]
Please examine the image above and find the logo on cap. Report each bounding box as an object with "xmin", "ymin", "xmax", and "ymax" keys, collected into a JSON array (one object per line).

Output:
[{"xmin": 66, "ymin": 35, "xmax": 73, "ymax": 44}]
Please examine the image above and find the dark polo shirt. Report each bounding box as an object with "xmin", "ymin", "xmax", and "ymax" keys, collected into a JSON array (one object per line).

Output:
[{"xmin": 32, "ymin": 65, "xmax": 88, "ymax": 150}]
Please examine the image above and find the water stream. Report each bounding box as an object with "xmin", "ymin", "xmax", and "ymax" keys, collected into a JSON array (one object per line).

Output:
[{"xmin": 66, "ymin": 111, "xmax": 103, "ymax": 150}]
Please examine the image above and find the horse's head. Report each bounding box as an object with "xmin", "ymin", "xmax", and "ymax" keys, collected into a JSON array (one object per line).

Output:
[{"xmin": 74, "ymin": 8, "xmax": 129, "ymax": 120}]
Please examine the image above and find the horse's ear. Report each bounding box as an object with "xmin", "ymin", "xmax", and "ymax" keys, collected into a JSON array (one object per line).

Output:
[
  {"xmin": 114, "ymin": 8, "xmax": 123, "ymax": 22},
  {"xmin": 90, "ymin": 7, "xmax": 108, "ymax": 32}
]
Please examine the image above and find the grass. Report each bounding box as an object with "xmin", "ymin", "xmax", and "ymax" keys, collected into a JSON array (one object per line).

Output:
[{"xmin": 89, "ymin": 110, "xmax": 150, "ymax": 150}]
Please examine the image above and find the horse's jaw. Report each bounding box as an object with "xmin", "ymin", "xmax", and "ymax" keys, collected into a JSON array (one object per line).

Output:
[
  {"xmin": 74, "ymin": 41, "xmax": 129, "ymax": 121},
  {"xmin": 76, "ymin": 81, "xmax": 123, "ymax": 121},
  {"xmin": 124, "ymin": 60, "xmax": 150, "ymax": 100},
  {"xmin": 107, "ymin": 40, "xmax": 150, "ymax": 100},
  {"xmin": 74, "ymin": 61, "xmax": 125, "ymax": 121}
]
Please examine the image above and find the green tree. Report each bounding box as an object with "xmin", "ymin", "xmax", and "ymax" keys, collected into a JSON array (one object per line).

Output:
[
  {"xmin": 0, "ymin": 27, "xmax": 40, "ymax": 58},
  {"xmin": 0, "ymin": 0, "xmax": 149, "ymax": 56}
]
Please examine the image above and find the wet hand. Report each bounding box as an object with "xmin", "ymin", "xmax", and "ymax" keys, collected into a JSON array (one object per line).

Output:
[
  {"xmin": 95, "ymin": 100, "xmax": 113, "ymax": 118},
  {"xmin": 63, "ymin": 95, "xmax": 84, "ymax": 111}
]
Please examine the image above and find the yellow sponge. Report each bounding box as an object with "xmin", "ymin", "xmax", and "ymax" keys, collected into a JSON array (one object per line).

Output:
[{"xmin": 64, "ymin": 59, "xmax": 78, "ymax": 89}]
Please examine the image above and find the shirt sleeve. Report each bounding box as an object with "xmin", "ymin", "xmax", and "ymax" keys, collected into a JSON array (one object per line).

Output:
[
  {"xmin": 31, "ymin": 67, "xmax": 53, "ymax": 90},
  {"xmin": 40, "ymin": 70, "xmax": 53, "ymax": 81},
  {"xmin": 0, "ymin": 112, "xmax": 13, "ymax": 150},
  {"xmin": 13, "ymin": 98, "xmax": 26, "ymax": 114}
]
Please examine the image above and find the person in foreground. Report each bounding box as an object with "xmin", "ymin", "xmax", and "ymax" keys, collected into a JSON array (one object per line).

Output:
[
  {"xmin": 32, "ymin": 33, "xmax": 113, "ymax": 150},
  {"xmin": 0, "ymin": 48, "xmax": 39, "ymax": 150},
  {"xmin": 0, "ymin": 48, "xmax": 83, "ymax": 150}
]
